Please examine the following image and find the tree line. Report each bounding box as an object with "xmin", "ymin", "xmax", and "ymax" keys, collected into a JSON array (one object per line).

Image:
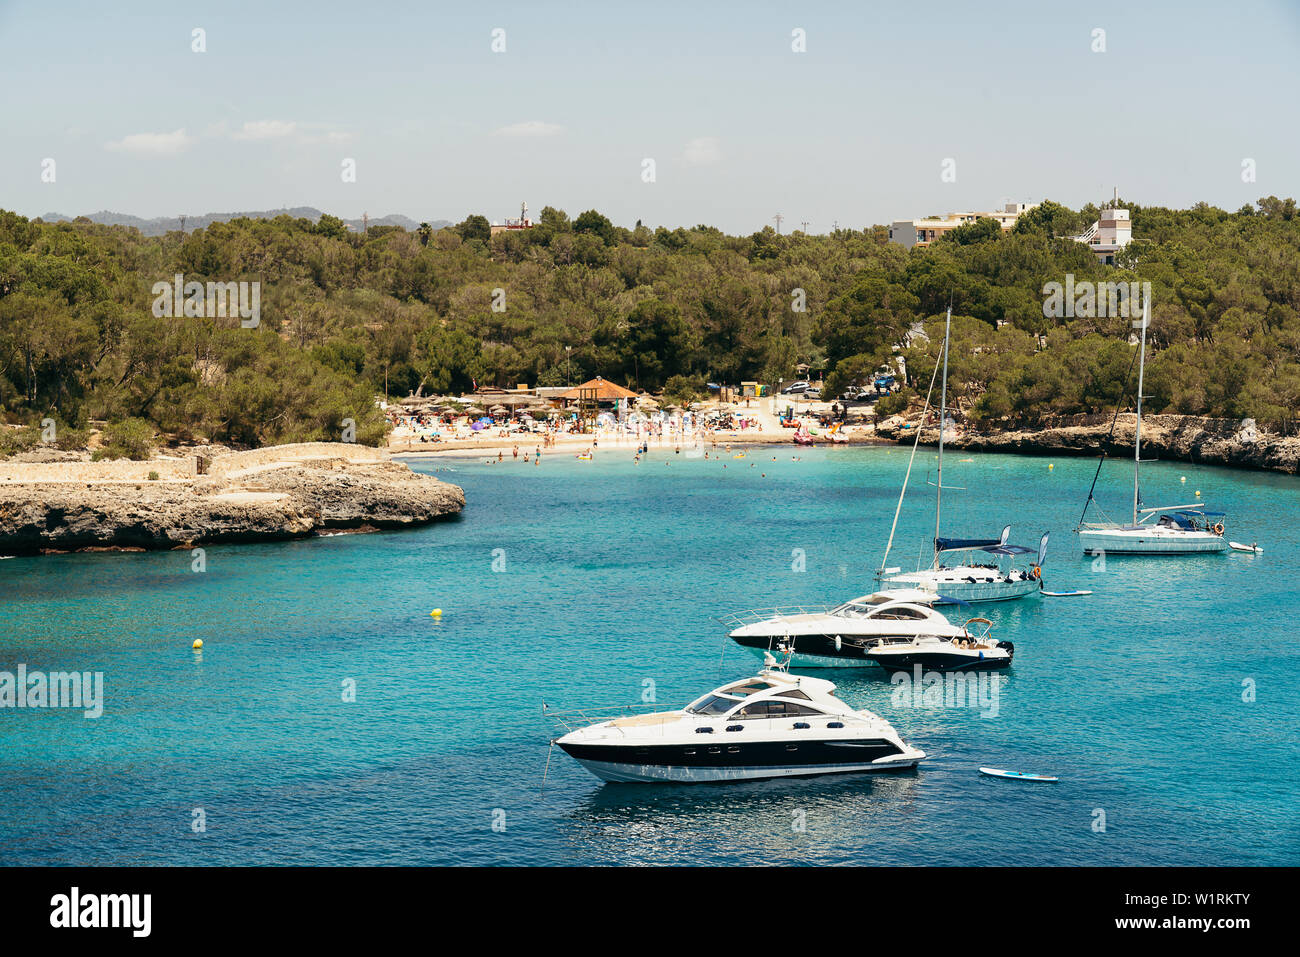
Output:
[{"xmin": 1, "ymin": 195, "xmax": 1297, "ymax": 453}]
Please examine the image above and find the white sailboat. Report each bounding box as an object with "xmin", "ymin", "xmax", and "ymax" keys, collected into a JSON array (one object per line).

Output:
[
  {"xmin": 880, "ymin": 307, "xmax": 1049, "ymax": 603},
  {"xmin": 1075, "ymin": 300, "xmax": 1228, "ymax": 555}
]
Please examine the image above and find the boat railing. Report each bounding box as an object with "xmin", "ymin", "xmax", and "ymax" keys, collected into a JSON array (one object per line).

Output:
[{"xmin": 716, "ymin": 605, "xmax": 835, "ymax": 628}]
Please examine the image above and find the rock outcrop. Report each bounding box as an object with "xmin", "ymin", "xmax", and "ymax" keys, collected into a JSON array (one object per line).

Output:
[
  {"xmin": 877, "ymin": 414, "xmax": 1300, "ymax": 474},
  {"xmin": 0, "ymin": 442, "xmax": 464, "ymax": 554}
]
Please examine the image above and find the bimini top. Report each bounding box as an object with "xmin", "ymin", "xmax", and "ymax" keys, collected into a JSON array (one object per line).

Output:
[
  {"xmin": 979, "ymin": 543, "xmax": 1037, "ymax": 556},
  {"xmin": 936, "ymin": 524, "xmax": 1011, "ymax": 553},
  {"xmin": 1174, "ymin": 509, "xmax": 1226, "ymax": 517}
]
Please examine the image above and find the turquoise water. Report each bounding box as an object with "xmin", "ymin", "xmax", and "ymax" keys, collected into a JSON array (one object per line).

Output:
[{"xmin": 1, "ymin": 445, "xmax": 1297, "ymax": 866}]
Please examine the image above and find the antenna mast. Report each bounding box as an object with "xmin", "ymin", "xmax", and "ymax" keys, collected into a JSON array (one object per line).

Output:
[
  {"xmin": 1132, "ymin": 297, "xmax": 1148, "ymax": 525},
  {"xmin": 933, "ymin": 306, "xmax": 951, "ymax": 567}
]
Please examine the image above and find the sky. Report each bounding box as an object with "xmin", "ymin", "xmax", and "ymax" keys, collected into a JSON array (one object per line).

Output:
[{"xmin": 2, "ymin": 0, "xmax": 1298, "ymax": 234}]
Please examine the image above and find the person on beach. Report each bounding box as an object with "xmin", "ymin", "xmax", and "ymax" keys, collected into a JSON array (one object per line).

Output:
[{"xmin": 513, "ymin": 445, "xmax": 519, "ymax": 459}]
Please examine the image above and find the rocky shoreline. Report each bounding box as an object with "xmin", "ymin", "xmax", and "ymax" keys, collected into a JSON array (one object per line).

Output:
[
  {"xmin": 0, "ymin": 442, "xmax": 465, "ymax": 555},
  {"xmin": 875, "ymin": 413, "xmax": 1300, "ymax": 475}
]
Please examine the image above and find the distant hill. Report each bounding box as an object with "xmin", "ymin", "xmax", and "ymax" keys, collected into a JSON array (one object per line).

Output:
[{"xmin": 36, "ymin": 208, "xmax": 450, "ymax": 236}]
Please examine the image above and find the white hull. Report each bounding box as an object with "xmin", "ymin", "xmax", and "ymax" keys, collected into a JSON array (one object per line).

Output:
[
  {"xmin": 575, "ymin": 753, "xmax": 924, "ymax": 783},
  {"xmin": 553, "ymin": 663, "xmax": 926, "ymax": 785},
  {"xmin": 1078, "ymin": 527, "xmax": 1226, "ymax": 555},
  {"xmin": 884, "ymin": 571, "xmax": 1039, "ymax": 604}
]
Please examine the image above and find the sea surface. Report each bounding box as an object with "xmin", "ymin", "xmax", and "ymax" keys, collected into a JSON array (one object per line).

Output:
[{"xmin": 2, "ymin": 443, "xmax": 1297, "ymax": 866}]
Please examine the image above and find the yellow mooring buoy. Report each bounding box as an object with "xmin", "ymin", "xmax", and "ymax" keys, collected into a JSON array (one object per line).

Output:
[
  {"xmin": 192, "ymin": 639, "xmax": 203, "ymax": 650},
  {"xmin": 430, "ymin": 609, "xmax": 443, "ymax": 618}
]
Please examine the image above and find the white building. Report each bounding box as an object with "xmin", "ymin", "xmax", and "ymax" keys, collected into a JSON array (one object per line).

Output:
[
  {"xmin": 1073, "ymin": 192, "xmax": 1132, "ymax": 264},
  {"xmin": 888, "ymin": 202, "xmax": 1038, "ymax": 249},
  {"xmin": 490, "ymin": 201, "xmax": 533, "ymax": 237}
]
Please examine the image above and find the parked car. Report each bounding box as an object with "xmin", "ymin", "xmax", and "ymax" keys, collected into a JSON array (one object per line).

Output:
[
  {"xmin": 780, "ymin": 381, "xmax": 811, "ymax": 394},
  {"xmin": 804, "ymin": 388, "xmax": 822, "ymax": 400}
]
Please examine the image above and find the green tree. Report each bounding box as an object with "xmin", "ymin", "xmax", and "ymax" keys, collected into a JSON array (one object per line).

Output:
[{"xmin": 455, "ymin": 214, "xmax": 492, "ymax": 243}]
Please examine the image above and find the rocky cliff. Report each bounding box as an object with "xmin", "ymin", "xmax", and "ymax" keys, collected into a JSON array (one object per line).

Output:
[
  {"xmin": 0, "ymin": 443, "xmax": 465, "ymax": 555},
  {"xmin": 876, "ymin": 414, "xmax": 1300, "ymax": 474}
]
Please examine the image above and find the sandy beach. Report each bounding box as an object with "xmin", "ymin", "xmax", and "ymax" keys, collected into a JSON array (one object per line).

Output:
[{"xmin": 387, "ymin": 396, "xmax": 890, "ymax": 458}]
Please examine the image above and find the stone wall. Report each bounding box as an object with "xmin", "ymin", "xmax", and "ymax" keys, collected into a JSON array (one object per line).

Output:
[
  {"xmin": 207, "ymin": 442, "xmax": 388, "ymax": 477},
  {"xmin": 0, "ymin": 457, "xmax": 196, "ymax": 483}
]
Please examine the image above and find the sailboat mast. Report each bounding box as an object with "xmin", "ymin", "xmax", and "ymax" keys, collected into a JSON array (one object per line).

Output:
[
  {"xmin": 1132, "ymin": 297, "xmax": 1148, "ymax": 525},
  {"xmin": 934, "ymin": 306, "xmax": 951, "ymax": 566}
]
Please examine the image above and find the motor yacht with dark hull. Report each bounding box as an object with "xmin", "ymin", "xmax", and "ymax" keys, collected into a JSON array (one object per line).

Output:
[
  {"xmin": 723, "ymin": 588, "xmax": 965, "ymax": 668},
  {"xmin": 866, "ymin": 619, "xmax": 1013, "ymax": 672},
  {"xmin": 551, "ymin": 656, "xmax": 925, "ymax": 784}
]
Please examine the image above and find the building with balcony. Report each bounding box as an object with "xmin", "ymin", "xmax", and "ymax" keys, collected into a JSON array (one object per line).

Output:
[
  {"xmin": 888, "ymin": 202, "xmax": 1037, "ymax": 249},
  {"xmin": 1073, "ymin": 193, "xmax": 1132, "ymax": 264}
]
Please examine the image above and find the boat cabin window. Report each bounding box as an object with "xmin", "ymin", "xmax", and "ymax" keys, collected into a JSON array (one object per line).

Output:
[
  {"xmin": 734, "ymin": 701, "xmax": 825, "ymax": 718},
  {"xmin": 685, "ymin": 694, "xmax": 738, "ymax": 716},
  {"xmin": 870, "ymin": 606, "xmax": 929, "ymax": 620},
  {"xmin": 777, "ymin": 688, "xmax": 811, "ymax": 700}
]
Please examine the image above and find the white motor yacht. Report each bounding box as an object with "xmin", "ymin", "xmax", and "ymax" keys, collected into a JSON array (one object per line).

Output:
[
  {"xmin": 551, "ymin": 651, "xmax": 925, "ymax": 783},
  {"xmin": 866, "ymin": 618, "xmax": 1013, "ymax": 672},
  {"xmin": 723, "ymin": 588, "xmax": 965, "ymax": 668}
]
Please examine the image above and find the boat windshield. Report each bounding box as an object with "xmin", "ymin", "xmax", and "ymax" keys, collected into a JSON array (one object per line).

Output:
[
  {"xmin": 830, "ymin": 600, "xmax": 880, "ymax": 618},
  {"xmin": 685, "ymin": 694, "xmax": 738, "ymax": 716},
  {"xmin": 831, "ymin": 600, "xmax": 929, "ymax": 620}
]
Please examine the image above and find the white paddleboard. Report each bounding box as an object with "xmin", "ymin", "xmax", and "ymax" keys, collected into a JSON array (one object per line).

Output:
[
  {"xmin": 1040, "ymin": 590, "xmax": 1092, "ymax": 597},
  {"xmin": 1229, "ymin": 542, "xmax": 1262, "ymax": 554},
  {"xmin": 979, "ymin": 767, "xmax": 1058, "ymax": 782}
]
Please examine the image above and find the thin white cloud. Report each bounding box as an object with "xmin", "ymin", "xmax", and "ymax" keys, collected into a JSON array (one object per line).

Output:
[
  {"xmin": 300, "ymin": 129, "xmax": 354, "ymax": 145},
  {"xmin": 232, "ymin": 120, "xmax": 298, "ymax": 141},
  {"xmin": 225, "ymin": 120, "xmax": 353, "ymax": 145},
  {"xmin": 104, "ymin": 129, "xmax": 196, "ymax": 155},
  {"xmin": 682, "ymin": 136, "xmax": 722, "ymax": 167},
  {"xmin": 494, "ymin": 120, "xmax": 563, "ymax": 137}
]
